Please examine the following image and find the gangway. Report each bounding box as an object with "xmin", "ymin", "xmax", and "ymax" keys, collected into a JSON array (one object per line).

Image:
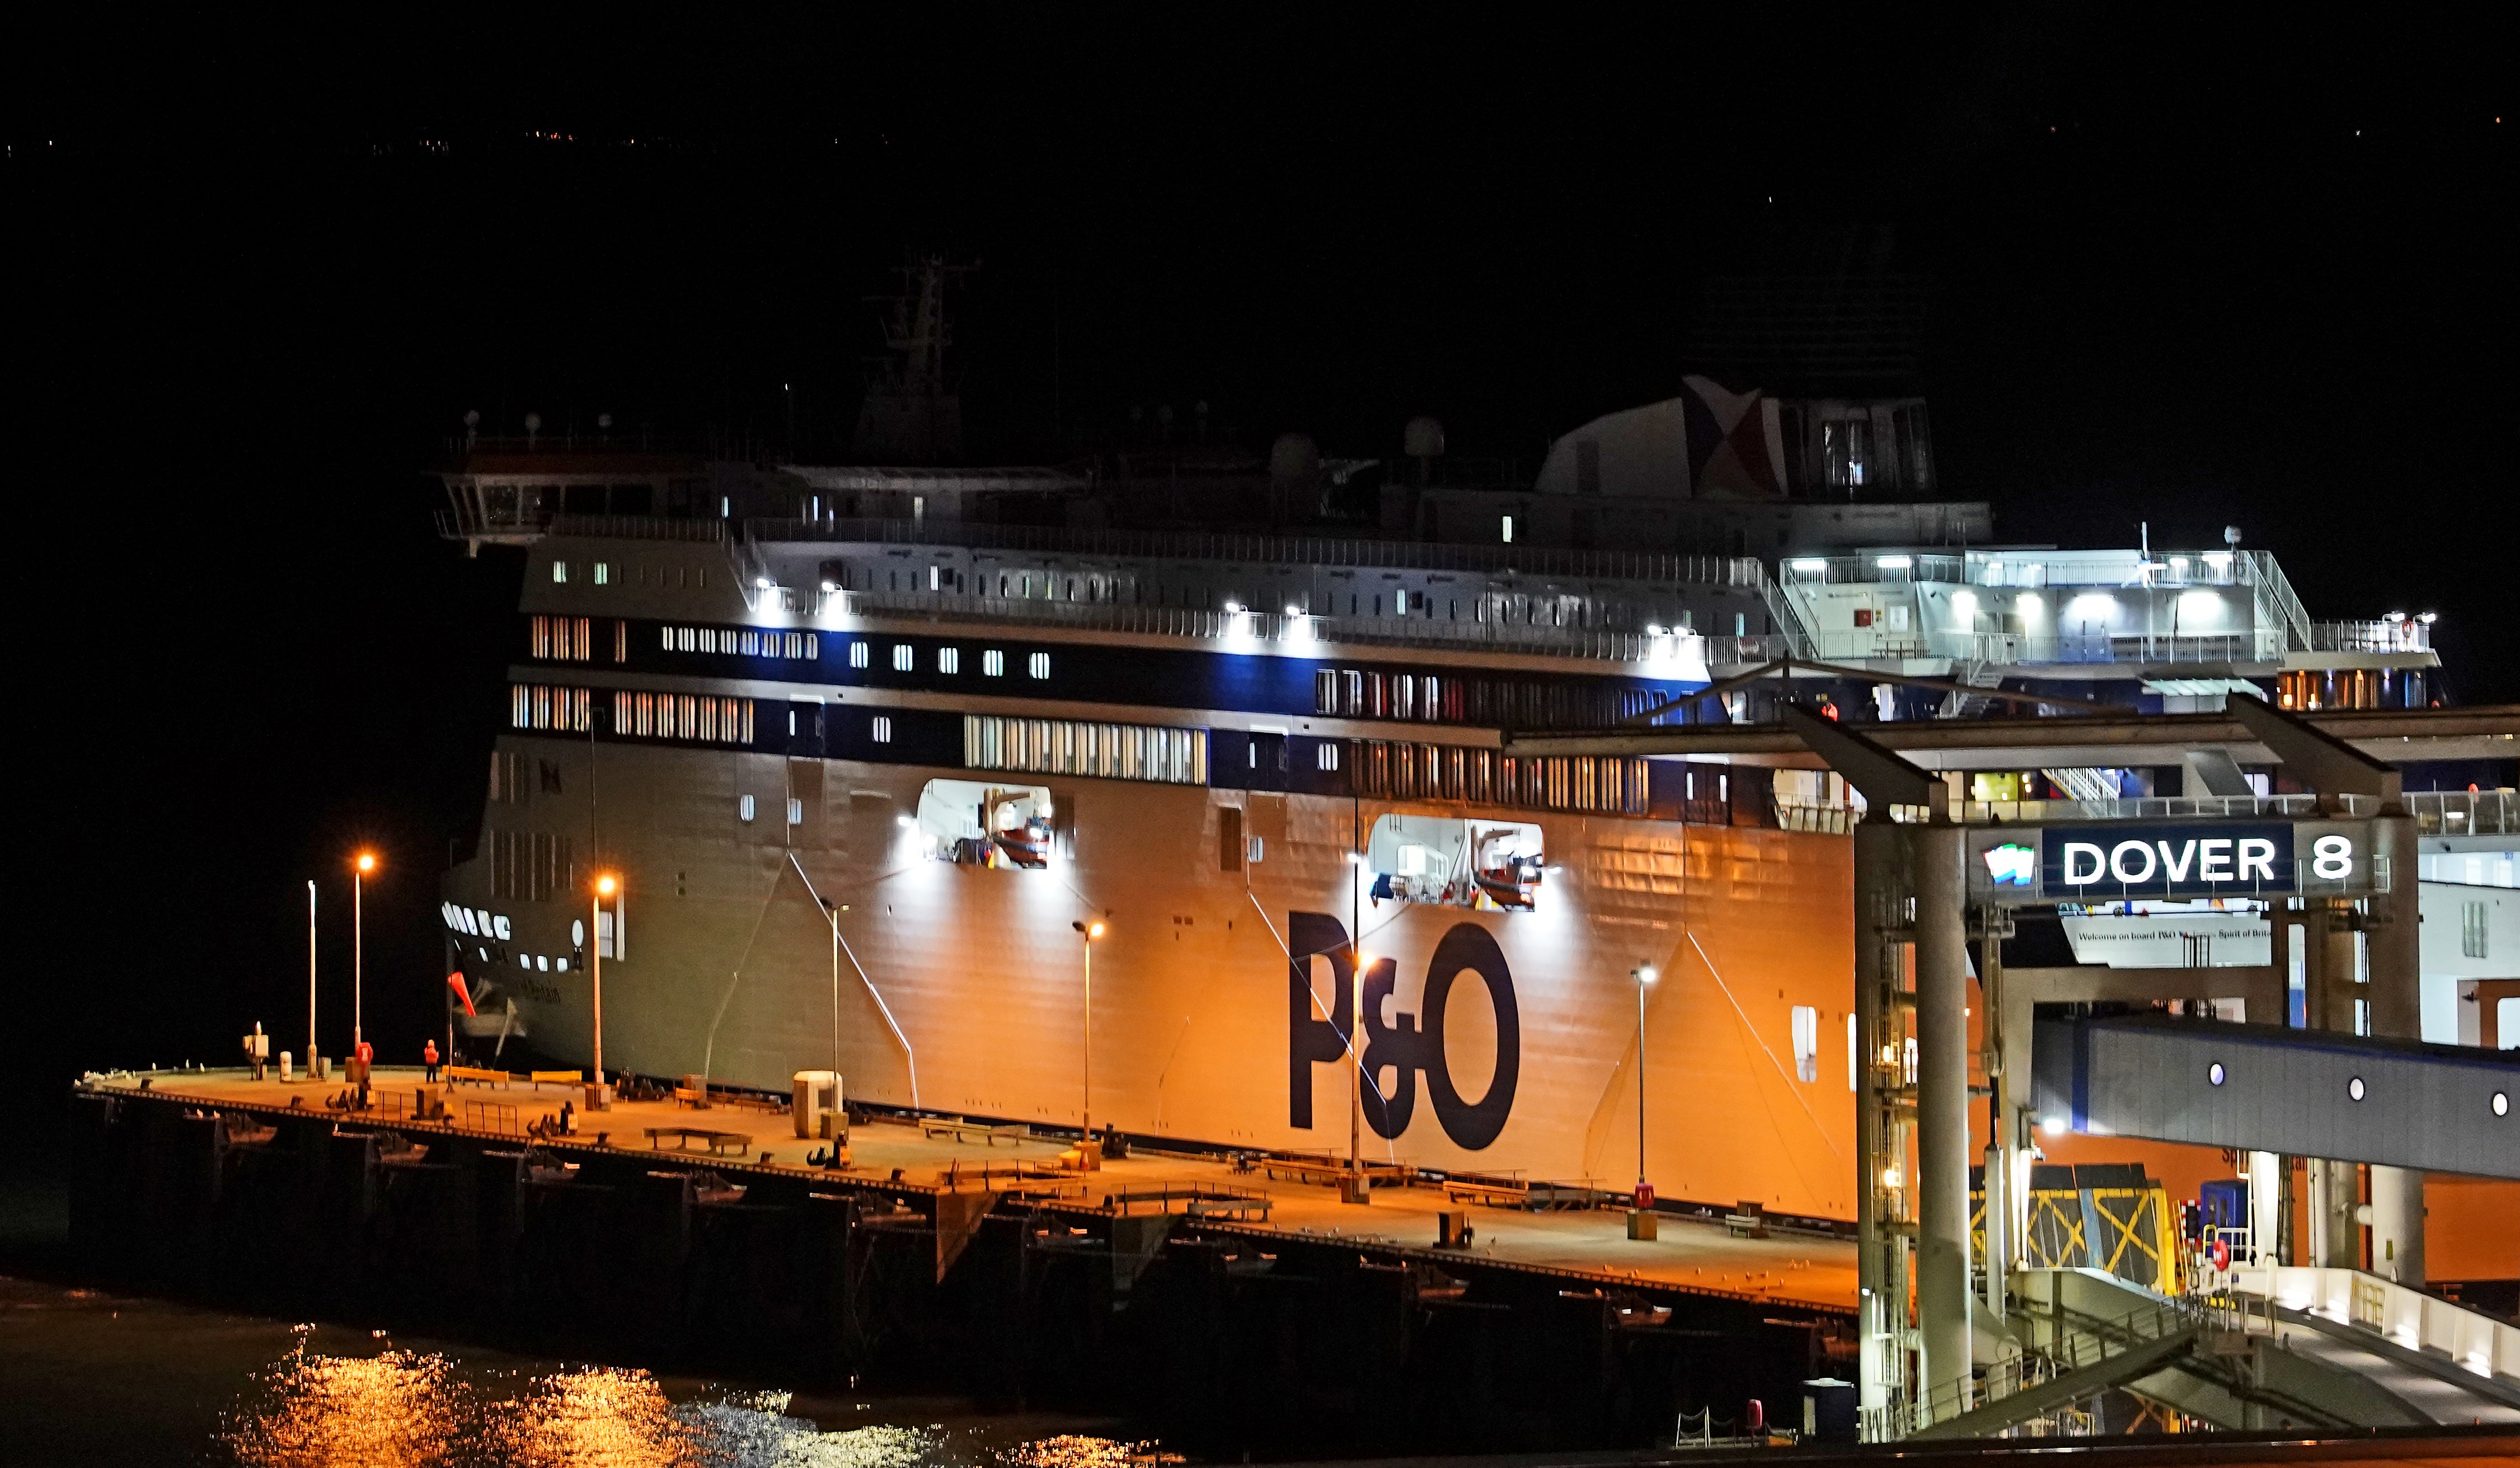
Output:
[
  {"xmin": 2031, "ymin": 1014, "xmax": 2519, "ymax": 1180},
  {"xmin": 1910, "ymin": 1267, "xmax": 2520, "ymax": 1437}
]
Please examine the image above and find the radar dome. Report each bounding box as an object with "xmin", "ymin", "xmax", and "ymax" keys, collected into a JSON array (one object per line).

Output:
[
  {"xmin": 1270, "ymin": 433, "xmax": 1321, "ymax": 480},
  {"xmin": 1404, "ymin": 416, "xmax": 1446, "ymax": 458}
]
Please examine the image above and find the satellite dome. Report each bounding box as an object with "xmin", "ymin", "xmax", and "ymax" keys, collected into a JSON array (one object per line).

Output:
[
  {"xmin": 1404, "ymin": 416, "xmax": 1446, "ymax": 458},
  {"xmin": 463, "ymin": 409, "xmax": 481, "ymax": 428},
  {"xmin": 524, "ymin": 412, "xmax": 542, "ymax": 433},
  {"xmin": 1269, "ymin": 433, "xmax": 1321, "ymax": 480}
]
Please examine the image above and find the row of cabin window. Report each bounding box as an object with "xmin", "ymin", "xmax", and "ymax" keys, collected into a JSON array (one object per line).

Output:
[
  {"xmin": 662, "ymin": 625, "xmax": 818, "ymax": 660},
  {"xmin": 850, "ymin": 642, "xmax": 1049, "ymax": 680},
  {"xmin": 609, "ymin": 691, "xmax": 755, "ymax": 744},
  {"xmin": 511, "ymin": 685, "xmax": 592, "ymax": 733},
  {"xmin": 551, "ymin": 560, "xmax": 706, "ymax": 588},
  {"xmin": 531, "ymin": 615, "xmax": 626, "ymax": 663},
  {"xmin": 964, "ymin": 715, "xmax": 1206, "ymax": 785},
  {"xmin": 488, "ymin": 829, "xmax": 574, "ymax": 902},
  {"xmin": 1315, "ymin": 668, "xmax": 1669, "ymax": 728},
  {"xmin": 1349, "ymin": 741, "xmax": 1650, "ymax": 816}
]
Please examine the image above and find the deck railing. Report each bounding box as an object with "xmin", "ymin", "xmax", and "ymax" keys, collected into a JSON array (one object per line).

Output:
[{"xmin": 750, "ymin": 517, "xmax": 1770, "ymax": 587}]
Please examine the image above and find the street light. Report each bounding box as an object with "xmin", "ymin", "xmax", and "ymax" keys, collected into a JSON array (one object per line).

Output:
[
  {"xmin": 590, "ymin": 872, "xmax": 618, "ymax": 1108},
  {"xmin": 306, "ymin": 879, "xmax": 319, "ymax": 1078},
  {"xmin": 352, "ymin": 852, "xmax": 378, "ymax": 1061},
  {"xmin": 1072, "ymin": 920, "xmax": 1104, "ymax": 1147},
  {"xmin": 1631, "ymin": 963, "xmax": 1658, "ymax": 1238}
]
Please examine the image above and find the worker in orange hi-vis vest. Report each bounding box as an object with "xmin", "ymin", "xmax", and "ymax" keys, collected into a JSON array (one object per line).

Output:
[{"xmin": 423, "ymin": 1039, "xmax": 440, "ymax": 1084}]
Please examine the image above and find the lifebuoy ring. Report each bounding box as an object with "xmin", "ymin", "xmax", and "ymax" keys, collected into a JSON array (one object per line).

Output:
[{"xmin": 2208, "ymin": 1239, "xmax": 2231, "ymax": 1270}]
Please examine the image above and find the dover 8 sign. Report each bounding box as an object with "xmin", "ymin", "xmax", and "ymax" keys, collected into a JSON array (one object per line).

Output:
[{"xmin": 1972, "ymin": 820, "xmax": 2372, "ymax": 903}]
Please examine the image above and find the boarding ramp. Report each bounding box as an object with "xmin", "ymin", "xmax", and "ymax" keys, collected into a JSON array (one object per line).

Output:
[
  {"xmin": 1910, "ymin": 1267, "xmax": 2520, "ymax": 1437},
  {"xmin": 2031, "ymin": 1014, "xmax": 2520, "ymax": 1179}
]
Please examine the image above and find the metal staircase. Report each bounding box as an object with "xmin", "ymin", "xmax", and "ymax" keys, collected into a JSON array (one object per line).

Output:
[
  {"xmin": 2042, "ymin": 766, "xmax": 2122, "ymax": 804},
  {"xmin": 1907, "ymin": 1268, "xmax": 2520, "ymax": 1439},
  {"xmin": 1938, "ymin": 660, "xmax": 2007, "ymax": 718}
]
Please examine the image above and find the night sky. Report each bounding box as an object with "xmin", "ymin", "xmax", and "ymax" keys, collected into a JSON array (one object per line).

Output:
[{"xmin": 16, "ymin": 16, "xmax": 2512, "ymax": 1153}]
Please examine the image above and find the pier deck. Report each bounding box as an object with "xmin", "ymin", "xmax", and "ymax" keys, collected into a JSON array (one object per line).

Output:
[{"xmin": 85, "ymin": 1067, "xmax": 1855, "ymax": 1311}]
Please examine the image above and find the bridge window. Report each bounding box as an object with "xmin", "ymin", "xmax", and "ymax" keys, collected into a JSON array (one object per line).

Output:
[
  {"xmin": 1316, "ymin": 743, "xmax": 1340, "ymax": 772},
  {"xmin": 892, "ymin": 644, "xmax": 914, "ymax": 672},
  {"xmin": 938, "ymin": 648, "xmax": 960, "ymax": 674},
  {"xmin": 871, "ymin": 716, "xmax": 894, "ymax": 744},
  {"xmin": 1028, "ymin": 652, "xmax": 1052, "ymax": 679},
  {"xmin": 983, "ymin": 650, "xmax": 1005, "ymax": 677},
  {"xmin": 850, "ymin": 641, "xmax": 870, "ymax": 669}
]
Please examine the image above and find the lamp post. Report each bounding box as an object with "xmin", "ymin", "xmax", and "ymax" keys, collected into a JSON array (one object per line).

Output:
[
  {"xmin": 1347, "ymin": 950, "xmax": 1371, "ymax": 1204},
  {"xmin": 353, "ymin": 852, "xmax": 377, "ymax": 1057},
  {"xmin": 1630, "ymin": 963, "xmax": 1659, "ymax": 1240},
  {"xmin": 306, "ymin": 879, "xmax": 318, "ymax": 1077},
  {"xmin": 1071, "ymin": 920, "xmax": 1104, "ymax": 1147},
  {"xmin": 590, "ymin": 873, "xmax": 617, "ymax": 1108}
]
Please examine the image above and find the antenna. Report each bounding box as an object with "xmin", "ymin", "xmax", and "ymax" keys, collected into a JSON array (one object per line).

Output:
[{"xmin": 462, "ymin": 409, "xmax": 480, "ymax": 449}]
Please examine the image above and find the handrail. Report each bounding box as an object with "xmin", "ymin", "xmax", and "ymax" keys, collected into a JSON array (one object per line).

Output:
[{"xmin": 749, "ymin": 517, "xmax": 1771, "ymax": 587}]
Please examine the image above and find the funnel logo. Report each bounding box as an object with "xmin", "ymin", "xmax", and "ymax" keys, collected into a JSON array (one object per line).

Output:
[{"xmin": 1983, "ymin": 842, "xmax": 2036, "ymax": 888}]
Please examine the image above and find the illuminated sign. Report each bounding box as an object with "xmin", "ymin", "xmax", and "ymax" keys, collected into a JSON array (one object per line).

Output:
[
  {"xmin": 1974, "ymin": 821, "xmax": 2372, "ymax": 902},
  {"xmin": 1983, "ymin": 842, "xmax": 2036, "ymax": 888},
  {"xmin": 2043, "ymin": 822, "xmax": 2303, "ymax": 900}
]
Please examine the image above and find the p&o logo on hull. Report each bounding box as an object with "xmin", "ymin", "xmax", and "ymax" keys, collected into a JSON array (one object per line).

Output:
[{"xmin": 1285, "ymin": 911, "xmax": 1521, "ymax": 1150}]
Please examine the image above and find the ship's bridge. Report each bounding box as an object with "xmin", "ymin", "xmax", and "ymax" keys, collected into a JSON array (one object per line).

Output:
[{"xmin": 1776, "ymin": 548, "xmax": 2436, "ymax": 711}]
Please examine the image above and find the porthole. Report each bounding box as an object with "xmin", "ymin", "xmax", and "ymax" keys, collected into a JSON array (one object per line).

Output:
[
  {"xmin": 2495, "ymin": 1092, "xmax": 2509, "ymax": 1118},
  {"xmin": 2347, "ymin": 1076, "xmax": 2366, "ymax": 1102},
  {"xmin": 2208, "ymin": 1063, "xmax": 2225, "ymax": 1086}
]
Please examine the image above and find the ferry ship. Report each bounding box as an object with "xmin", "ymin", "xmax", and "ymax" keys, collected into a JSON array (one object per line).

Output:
[{"xmin": 430, "ymin": 284, "xmax": 2462, "ymax": 1226}]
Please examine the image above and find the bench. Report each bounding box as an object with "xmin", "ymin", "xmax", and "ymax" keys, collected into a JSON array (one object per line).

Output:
[
  {"xmin": 644, "ymin": 1126, "xmax": 754, "ymax": 1157},
  {"xmin": 921, "ymin": 1117, "xmax": 1031, "ymax": 1146},
  {"xmin": 1526, "ymin": 1182, "xmax": 1604, "ymax": 1212},
  {"xmin": 1186, "ymin": 1194, "xmax": 1273, "ymax": 1222},
  {"xmin": 1444, "ymin": 1178, "xmax": 1531, "ymax": 1209},
  {"xmin": 446, "ymin": 1065, "xmax": 516, "ymax": 1088},
  {"xmin": 673, "ymin": 1086, "xmax": 711, "ymax": 1109},
  {"xmin": 529, "ymin": 1070, "xmax": 583, "ymax": 1087},
  {"xmin": 1108, "ymin": 1183, "xmax": 1273, "ymax": 1220},
  {"xmin": 1260, "ymin": 1156, "xmax": 1351, "ymax": 1186}
]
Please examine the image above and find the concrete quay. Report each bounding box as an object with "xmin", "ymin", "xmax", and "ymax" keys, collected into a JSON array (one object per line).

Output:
[{"xmin": 67, "ymin": 1066, "xmax": 1855, "ymax": 1457}]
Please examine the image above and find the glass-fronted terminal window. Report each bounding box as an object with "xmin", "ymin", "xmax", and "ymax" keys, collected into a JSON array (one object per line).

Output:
[{"xmin": 1365, "ymin": 814, "xmax": 1543, "ymax": 913}]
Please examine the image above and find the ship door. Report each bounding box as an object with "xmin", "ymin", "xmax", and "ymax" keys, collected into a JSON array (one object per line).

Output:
[{"xmin": 1248, "ymin": 731, "xmax": 1288, "ymax": 792}]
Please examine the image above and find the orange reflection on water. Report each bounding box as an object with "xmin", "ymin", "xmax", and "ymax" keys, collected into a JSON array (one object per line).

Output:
[
  {"xmin": 493, "ymin": 1366, "xmax": 701, "ymax": 1467},
  {"xmin": 222, "ymin": 1341, "xmax": 465, "ymax": 1468},
  {"xmin": 220, "ymin": 1338, "xmax": 1151, "ymax": 1468}
]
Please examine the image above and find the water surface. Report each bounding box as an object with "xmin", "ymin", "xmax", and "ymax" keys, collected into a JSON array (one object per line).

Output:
[{"xmin": 1, "ymin": 1275, "xmax": 1156, "ymax": 1467}]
